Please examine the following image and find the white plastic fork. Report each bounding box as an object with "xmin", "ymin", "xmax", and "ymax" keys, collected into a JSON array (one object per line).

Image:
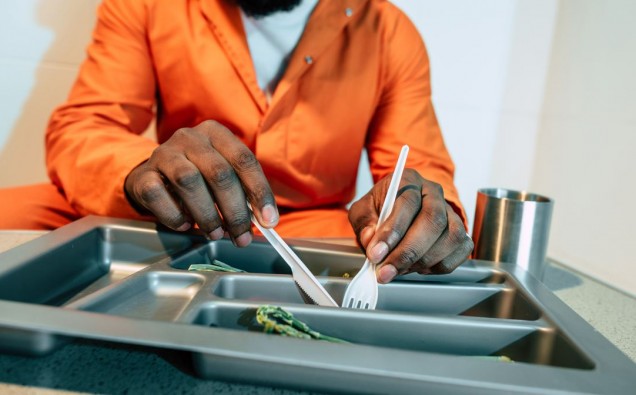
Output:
[{"xmin": 342, "ymin": 145, "xmax": 409, "ymax": 310}]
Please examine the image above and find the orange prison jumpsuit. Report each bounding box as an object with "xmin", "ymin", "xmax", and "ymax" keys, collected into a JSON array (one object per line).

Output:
[{"xmin": 0, "ymin": 0, "xmax": 466, "ymax": 237}]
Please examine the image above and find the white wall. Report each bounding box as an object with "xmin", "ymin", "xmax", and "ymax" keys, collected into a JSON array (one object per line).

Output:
[
  {"xmin": 0, "ymin": 0, "xmax": 99, "ymax": 186},
  {"xmin": 1, "ymin": 1, "xmax": 634, "ymax": 294},
  {"xmin": 360, "ymin": 0, "xmax": 636, "ymax": 295},
  {"xmin": 531, "ymin": 0, "xmax": 636, "ymax": 295},
  {"xmin": 358, "ymin": 0, "xmax": 559, "ymax": 229}
]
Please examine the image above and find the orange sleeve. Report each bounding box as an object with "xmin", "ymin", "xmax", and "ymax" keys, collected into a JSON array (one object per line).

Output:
[
  {"xmin": 366, "ymin": 8, "xmax": 468, "ymax": 228},
  {"xmin": 46, "ymin": 0, "xmax": 157, "ymax": 219}
]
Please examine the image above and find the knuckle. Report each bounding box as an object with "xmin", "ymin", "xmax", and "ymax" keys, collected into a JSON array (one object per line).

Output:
[
  {"xmin": 173, "ymin": 127, "xmax": 191, "ymax": 139},
  {"xmin": 426, "ymin": 209, "xmax": 448, "ymax": 234},
  {"xmin": 209, "ymin": 167, "xmax": 236, "ymax": 189},
  {"xmin": 401, "ymin": 188, "xmax": 422, "ymax": 211},
  {"xmin": 137, "ymin": 180, "xmax": 164, "ymax": 205},
  {"xmin": 197, "ymin": 214, "xmax": 222, "ymax": 232},
  {"xmin": 423, "ymin": 179, "xmax": 443, "ymax": 196},
  {"xmin": 377, "ymin": 225, "xmax": 404, "ymax": 247},
  {"xmin": 386, "ymin": 228, "xmax": 403, "ymax": 246},
  {"xmin": 225, "ymin": 213, "xmax": 251, "ymax": 233},
  {"xmin": 434, "ymin": 263, "xmax": 454, "ymax": 275},
  {"xmin": 164, "ymin": 212, "xmax": 187, "ymax": 227},
  {"xmin": 200, "ymin": 119, "xmax": 220, "ymax": 129},
  {"xmin": 199, "ymin": 120, "xmax": 226, "ymax": 137},
  {"xmin": 248, "ymin": 185, "xmax": 273, "ymax": 205},
  {"xmin": 173, "ymin": 169, "xmax": 201, "ymax": 192},
  {"xmin": 150, "ymin": 145, "xmax": 168, "ymax": 160},
  {"xmin": 397, "ymin": 246, "xmax": 421, "ymax": 267},
  {"xmin": 418, "ymin": 254, "xmax": 436, "ymax": 268},
  {"xmin": 403, "ymin": 168, "xmax": 421, "ymax": 182},
  {"xmin": 232, "ymin": 150, "xmax": 260, "ymax": 172},
  {"xmin": 447, "ymin": 227, "xmax": 467, "ymax": 246},
  {"xmin": 431, "ymin": 182, "xmax": 444, "ymax": 196}
]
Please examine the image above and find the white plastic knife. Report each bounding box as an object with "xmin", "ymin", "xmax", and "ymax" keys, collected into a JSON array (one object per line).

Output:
[{"xmin": 249, "ymin": 212, "xmax": 338, "ymax": 307}]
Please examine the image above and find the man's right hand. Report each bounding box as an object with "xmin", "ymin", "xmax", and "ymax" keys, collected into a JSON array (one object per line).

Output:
[{"xmin": 124, "ymin": 120, "xmax": 279, "ymax": 247}]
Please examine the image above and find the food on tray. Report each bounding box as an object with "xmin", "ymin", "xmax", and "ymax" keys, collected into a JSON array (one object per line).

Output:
[
  {"xmin": 188, "ymin": 259, "xmax": 245, "ymax": 273},
  {"xmin": 255, "ymin": 305, "xmax": 348, "ymax": 343},
  {"xmin": 254, "ymin": 306, "xmax": 513, "ymax": 362}
]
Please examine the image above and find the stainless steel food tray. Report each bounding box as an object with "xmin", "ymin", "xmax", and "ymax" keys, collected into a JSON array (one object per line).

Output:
[{"xmin": 0, "ymin": 216, "xmax": 634, "ymax": 394}]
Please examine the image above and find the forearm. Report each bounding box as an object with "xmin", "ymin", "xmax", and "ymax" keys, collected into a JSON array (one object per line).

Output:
[{"xmin": 45, "ymin": 0, "xmax": 158, "ymax": 219}]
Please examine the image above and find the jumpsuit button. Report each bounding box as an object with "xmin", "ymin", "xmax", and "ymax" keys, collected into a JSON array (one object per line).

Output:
[
  {"xmin": 345, "ymin": 8, "xmax": 353, "ymax": 17},
  {"xmin": 305, "ymin": 56, "xmax": 313, "ymax": 64}
]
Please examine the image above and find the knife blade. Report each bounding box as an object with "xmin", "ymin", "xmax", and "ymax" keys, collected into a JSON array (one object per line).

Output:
[{"xmin": 249, "ymin": 213, "xmax": 338, "ymax": 307}]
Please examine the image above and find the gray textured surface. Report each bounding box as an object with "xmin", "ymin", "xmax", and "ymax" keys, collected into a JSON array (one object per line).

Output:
[
  {"xmin": 0, "ymin": 340, "xmax": 315, "ymax": 395},
  {"xmin": 545, "ymin": 262, "xmax": 636, "ymax": 362},
  {"xmin": 0, "ymin": 231, "xmax": 634, "ymax": 394}
]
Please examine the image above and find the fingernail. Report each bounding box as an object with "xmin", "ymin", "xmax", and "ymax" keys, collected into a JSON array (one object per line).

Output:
[
  {"xmin": 368, "ymin": 241, "xmax": 389, "ymax": 264},
  {"xmin": 360, "ymin": 226, "xmax": 374, "ymax": 247},
  {"xmin": 176, "ymin": 223, "xmax": 191, "ymax": 232},
  {"xmin": 378, "ymin": 265, "xmax": 398, "ymax": 284},
  {"xmin": 208, "ymin": 227, "xmax": 224, "ymax": 241},
  {"xmin": 234, "ymin": 231, "xmax": 252, "ymax": 247},
  {"xmin": 261, "ymin": 204, "xmax": 279, "ymax": 226}
]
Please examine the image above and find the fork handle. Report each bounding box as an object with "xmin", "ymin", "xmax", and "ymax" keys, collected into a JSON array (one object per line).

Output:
[{"xmin": 376, "ymin": 145, "xmax": 410, "ymax": 229}]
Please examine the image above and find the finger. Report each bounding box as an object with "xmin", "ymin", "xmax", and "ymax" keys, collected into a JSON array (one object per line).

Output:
[
  {"xmin": 200, "ymin": 152, "xmax": 253, "ymax": 246},
  {"xmin": 199, "ymin": 121, "xmax": 279, "ymax": 228},
  {"xmin": 131, "ymin": 169, "xmax": 191, "ymax": 232},
  {"xmin": 367, "ymin": 178, "xmax": 447, "ymax": 264},
  {"xmin": 157, "ymin": 156, "xmax": 224, "ymax": 240},
  {"xmin": 428, "ymin": 238, "xmax": 474, "ymax": 275},
  {"xmin": 414, "ymin": 203, "xmax": 469, "ymax": 269},
  {"xmin": 375, "ymin": 181, "xmax": 449, "ymax": 282},
  {"xmin": 365, "ymin": 183, "xmax": 423, "ymax": 264}
]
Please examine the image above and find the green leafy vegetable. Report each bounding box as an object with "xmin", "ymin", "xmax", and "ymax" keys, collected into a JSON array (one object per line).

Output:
[
  {"xmin": 256, "ymin": 305, "xmax": 348, "ymax": 343},
  {"xmin": 188, "ymin": 259, "xmax": 245, "ymax": 273}
]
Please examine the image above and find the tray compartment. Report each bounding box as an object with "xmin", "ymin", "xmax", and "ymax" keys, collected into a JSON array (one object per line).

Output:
[
  {"xmin": 212, "ymin": 275, "xmax": 541, "ymax": 320},
  {"xmin": 171, "ymin": 240, "xmax": 511, "ymax": 286},
  {"xmin": 170, "ymin": 240, "xmax": 364, "ymax": 277},
  {"xmin": 496, "ymin": 328, "xmax": 594, "ymax": 369},
  {"xmin": 211, "ymin": 275, "xmax": 340, "ymax": 305},
  {"xmin": 396, "ymin": 265, "xmax": 507, "ymax": 284},
  {"xmin": 173, "ymin": 241, "xmax": 510, "ymax": 285},
  {"xmin": 380, "ymin": 282, "xmax": 541, "ymax": 320},
  {"xmin": 71, "ymin": 272, "xmax": 205, "ymax": 321},
  {"xmin": 0, "ymin": 225, "xmax": 198, "ymax": 306},
  {"xmin": 97, "ymin": 225, "xmax": 200, "ymax": 266},
  {"xmin": 191, "ymin": 302, "xmax": 579, "ymax": 366}
]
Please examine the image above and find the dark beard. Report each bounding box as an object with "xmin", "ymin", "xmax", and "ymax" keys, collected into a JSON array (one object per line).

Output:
[{"xmin": 233, "ymin": 0, "xmax": 303, "ymax": 17}]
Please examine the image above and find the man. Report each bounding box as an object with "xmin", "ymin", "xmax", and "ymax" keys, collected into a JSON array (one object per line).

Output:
[{"xmin": 0, "ymin": 0, "xmax": 472, "ymax": 283}]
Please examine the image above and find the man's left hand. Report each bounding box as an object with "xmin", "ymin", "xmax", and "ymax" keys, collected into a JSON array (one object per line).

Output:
[{"xmin": 348, "ymin": 169, "xmax": 474, "ymax": 283}]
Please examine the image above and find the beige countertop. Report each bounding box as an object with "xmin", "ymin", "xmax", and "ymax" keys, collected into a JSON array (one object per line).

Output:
[{"xmin": 0, "ymin": 231, "xmax": 634, "ymax": 394}]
